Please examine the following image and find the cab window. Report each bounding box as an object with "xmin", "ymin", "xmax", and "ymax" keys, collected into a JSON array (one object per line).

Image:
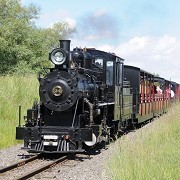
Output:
[
  {"xmin": 106, "ymin": 61, "xmax": 113, "ymax": 85},
  {"xmin": 116, "ymin": 62, "xmax": 123, "ymax": 85},
  {"xmin": 95, "ymin": 58, "xmax": 103, "ymax": 68}
]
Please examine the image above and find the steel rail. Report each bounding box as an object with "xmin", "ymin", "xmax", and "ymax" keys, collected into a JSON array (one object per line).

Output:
[
  {"xmin": 0, "ymin": 154, "xmax": 40, "ymax": 173},
  {"xmin": 17, "ymin": 155, "xmax": 69, "ymax": 180}
]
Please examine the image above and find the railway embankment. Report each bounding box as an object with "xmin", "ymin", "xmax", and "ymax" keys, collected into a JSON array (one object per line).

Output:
[{"xmin": 107, "ymin": 102, "xmax": 180, "ymax": 180}]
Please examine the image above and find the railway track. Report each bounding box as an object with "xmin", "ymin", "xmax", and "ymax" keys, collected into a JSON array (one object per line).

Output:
[{"xmin": 0, "ymin": 154, "xmax": 70, "ymax": 180}]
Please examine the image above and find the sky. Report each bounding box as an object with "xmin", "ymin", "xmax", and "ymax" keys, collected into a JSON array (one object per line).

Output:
[{"xmin": 22, "ymin": 0, "xmax": 180, "ymax": 83}]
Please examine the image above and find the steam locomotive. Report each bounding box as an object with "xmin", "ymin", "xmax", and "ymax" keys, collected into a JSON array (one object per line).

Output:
[{"xmin": 16, "ymin": 40, "xmax": 180, "ymax": 153}]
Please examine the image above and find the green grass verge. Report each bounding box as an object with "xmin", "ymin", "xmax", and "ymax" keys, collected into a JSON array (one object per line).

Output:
[
  {"xmin": 0, "ymin": 75, "xmax": 38, "ymax": 149},
  {"xmin": 108, "ymin": 103, "xmax": 180, "ymax": 180}
]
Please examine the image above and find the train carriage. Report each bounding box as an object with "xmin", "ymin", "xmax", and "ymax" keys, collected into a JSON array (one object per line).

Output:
[{"xmin": 124, "ymin": 65, "xmax": 155, "ymax": 124}]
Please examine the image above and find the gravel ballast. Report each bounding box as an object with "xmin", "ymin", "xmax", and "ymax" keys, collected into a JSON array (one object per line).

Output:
[{"xmin": 0, "ymin": 144, "xmax": 113, "ymax": 180}]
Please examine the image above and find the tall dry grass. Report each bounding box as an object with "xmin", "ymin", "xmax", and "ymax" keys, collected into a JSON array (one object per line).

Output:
[
  {"xmin": 107, "ymin": 103, "xmax": 180, "ymax": 180},
  {"xmin": 0, "ymin": 75, "xmax": 38, "ymax": 149}
]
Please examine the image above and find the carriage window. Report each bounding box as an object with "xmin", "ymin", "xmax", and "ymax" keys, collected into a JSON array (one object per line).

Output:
[
  {"xmin": 95, "ymin": 58, "xmax": 103, "ymax": 68},
  {"xmin": 106, "ymin": 61, "xmax": 113, "ymax": 85}
]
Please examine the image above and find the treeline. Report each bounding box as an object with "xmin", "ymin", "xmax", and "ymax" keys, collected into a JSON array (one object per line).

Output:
[{"xmin": 0, "ymin": 0, "xmax": 75, "ymax": 75}]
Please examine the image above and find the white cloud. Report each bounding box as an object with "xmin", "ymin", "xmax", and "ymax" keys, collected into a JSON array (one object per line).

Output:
[
  {"xmin": 97, "ymin": 35, "xmax": 180, "ymax": 83},
  {"xmin": 36, "ymin": 9, "xmax": 73, "ymax": 28}
]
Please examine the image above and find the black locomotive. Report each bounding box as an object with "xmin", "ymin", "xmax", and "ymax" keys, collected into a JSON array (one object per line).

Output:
[{"xmin": 16, "ymin": 40, "xmax": 180, "ymax": 153}]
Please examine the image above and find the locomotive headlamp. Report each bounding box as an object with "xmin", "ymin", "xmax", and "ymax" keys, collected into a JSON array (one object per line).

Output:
[{"xmin": 50, "ymin": 48, "xmax": 67, "ymax": 65}]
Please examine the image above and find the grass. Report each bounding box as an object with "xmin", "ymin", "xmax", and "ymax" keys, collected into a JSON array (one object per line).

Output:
[
  {"xmin": 0, "ymin": 75, "xmax": 38, "ymax": 149},
  {"xmin": 107, "ymin": 102, "xmax": 180, "ymax": 180}
]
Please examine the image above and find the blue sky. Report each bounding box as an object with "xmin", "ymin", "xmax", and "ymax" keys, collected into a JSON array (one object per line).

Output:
[{"xmin": 22, "ymin": 0, "xmax": 180, "ymax": 83}]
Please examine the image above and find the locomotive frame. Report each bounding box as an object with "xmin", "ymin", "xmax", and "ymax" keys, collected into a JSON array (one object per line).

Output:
[{"xmin": 16, "ymin": 40, "xmax": 180, "ymax": 154}]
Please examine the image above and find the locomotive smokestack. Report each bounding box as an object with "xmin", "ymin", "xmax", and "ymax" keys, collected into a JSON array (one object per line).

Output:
[{"xmin": 59, "ymin": 40, "xmax": 71, "ymax": 52}]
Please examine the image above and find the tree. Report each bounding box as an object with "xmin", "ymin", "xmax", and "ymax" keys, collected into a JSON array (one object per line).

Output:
[
  {"xmin": 0, "ymin": 0, "xmax": 75, "ymax": 74},
  {"xmin": 0, "ymin": 0, "xmax": 39, "ymax": 73}
]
